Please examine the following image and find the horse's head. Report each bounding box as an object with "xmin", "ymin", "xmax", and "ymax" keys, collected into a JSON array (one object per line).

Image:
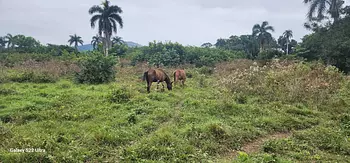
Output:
[{"xmin": 167, "ymin": 81, "xmax": 173, "ymax": 90}]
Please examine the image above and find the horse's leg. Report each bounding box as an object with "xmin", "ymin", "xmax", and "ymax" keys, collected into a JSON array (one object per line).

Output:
[
  {"xmin": 147, "ymin": 82, "xmax": 152, "ymax": 93},
  {"xmin": 162, "ymin": 82, "xmax": 165, "ymax": 91},
  {"xmin": 157, "ymin": 80, "xmax": 160, "ymax": 90}
]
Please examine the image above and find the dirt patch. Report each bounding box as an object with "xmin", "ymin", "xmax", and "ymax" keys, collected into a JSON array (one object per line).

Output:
[{"xmin": 228, "ymin": 132, "xmax": 292, "ymax": 159}]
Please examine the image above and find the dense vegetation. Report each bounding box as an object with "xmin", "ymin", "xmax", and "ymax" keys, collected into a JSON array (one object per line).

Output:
[
  {"xmin": 0, "ymin": 54, "xmax": 350, "ymax": 162},
  {"xmin": 1, "ymin": 0, "xmax": 350, "ymax": 162}
]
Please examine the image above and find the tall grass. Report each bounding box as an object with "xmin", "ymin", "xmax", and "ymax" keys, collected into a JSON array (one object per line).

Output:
[
  {"xmin": 0, "ymin": 59, "xmax": 79, "ymax": 83},
  {"xmin": 0, "ymin": 57, "xmax": 349, "ymax": 162},
  {"xmin": 217, "ymin": 60, "xmax": 344, "ymax": 107}
]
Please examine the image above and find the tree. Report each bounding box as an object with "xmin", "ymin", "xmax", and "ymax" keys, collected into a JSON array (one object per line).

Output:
[
  {"xmin": 252, "ymin": 21, "xmax": 275, "ymax": 52},
  {"xmin": 89, "ymin": 0, "xmax": 124, "ymax": 56},
  {"xmin": 68, "ymin": 34, "xmax": 84, "ymax": 50},
  {"xmin": 91, "ymin": 35, "xmax": 101, "ymax": 50},
  {"xmin": 297, "ymin": 14, "xmax": 350, "ymax": 72},
  {"xmin": 215, "ymin": 38, "xmax": 227, "ymax": 48},
  {"xmin": 240, "ymin": 35, "xmax": 259, "ymax": 59},
  {"xmin": 278, "ymin": 36, "xmax": 297, "ymax": 54},
  {"xmin": 213, "ymin": 35, "xmax": 259, "ymax": 59},
  {"xmin": 304, "ymin": 0, "xmax": 345, "ymax": 22},
  {"xmin": 112, "ymin": 36, "xmax": 124, "ymax": 45},
  {"xmin": 201, "ymin": 42, "xmax": 212, "ymax": 48},
  {"xmin": 5, "ymin": 33, "xmax": 14, "ymax": 48},
  {"xmin": 0, "ymin": 37, "xmax": 7, "ymax": 49},
  {"xmin": 282, "ymin": 30, "xmax": 293, "ymax": 55}
]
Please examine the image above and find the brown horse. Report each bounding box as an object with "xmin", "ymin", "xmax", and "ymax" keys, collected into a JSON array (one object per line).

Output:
[
  {"xmin": 173, "ymin": 69, "xmax": 186, "ymax": 87},
  {"xmin": 143, "ymin": 68, "xmax": 173, "ymax": 93}
]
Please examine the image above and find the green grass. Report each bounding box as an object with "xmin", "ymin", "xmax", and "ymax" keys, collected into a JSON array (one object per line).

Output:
[{"xmin": 0, "ymin": 65, "xmax": 350, "ymax": 162}]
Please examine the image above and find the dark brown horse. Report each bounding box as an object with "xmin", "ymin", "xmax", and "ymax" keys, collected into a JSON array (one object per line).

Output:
[
  {"xmin": 143, "ymin": 68, "xmax": 173, "ymax": 93},
  {"xmin": 173, "ymin": 69, "xmax": 186, "ymax": 87}
]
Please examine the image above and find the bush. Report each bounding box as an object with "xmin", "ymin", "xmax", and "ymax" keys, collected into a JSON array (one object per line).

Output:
[
  {"xmin": 257, "ymin": 49, "xmax": 284, "ymax": 60},
  {"xmin": 9, "ymin": 71, "xmax": 58, "ymax": 83},
  {"xmin": 130, "ymin": 41, "xmax": 244, "ymax": 67},
  {"xmin": 218, "ymin": 60, "xmax": 344, "ymax": 106},
  {"xmin": 0, "ymin": 59, "xmax": 78, "ymax": 83},
  {"xmin": 198, "ymin": 66, "xmax": 214, "ymax": 75},
  {"xmin": 107, "ymin": 87, "xmax": 131, "ymax": 103},
  {"xmin": 0, "ymin": 53, "xmax": 52, "ymax": 67},
  {"xmin": 75, "ymin": 54, "xmax": 117, "ymax": 84}
]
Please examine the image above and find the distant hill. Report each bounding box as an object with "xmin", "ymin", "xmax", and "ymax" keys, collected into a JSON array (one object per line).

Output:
[
  {"xmin": 77, "ymin": 44, "xmax": 93, "ymax": 52},
  {"xmin": 77, "ymin": 41, "xmax": 143, "ymax": 52},
  {"xmin": 124, "ymin": 41, "xmax": 143, "ymax": 48}
]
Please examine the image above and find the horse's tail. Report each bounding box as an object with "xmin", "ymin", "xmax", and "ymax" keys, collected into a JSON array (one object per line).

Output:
[
  {"xmin": 173, "ymin": 71, "xmax": 176, "ymax": 83},
  {"xmin": 143, "ymin": 71, "xmax": 148, "ymax": 82}
]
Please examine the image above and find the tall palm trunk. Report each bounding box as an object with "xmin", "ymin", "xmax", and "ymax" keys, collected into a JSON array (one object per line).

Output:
[
  {"xmin": 286, "ymin": 40, "xmax": 289, "ymax": 55},
  {"xmin": 330, "ymin": 0, "xmax": 341, "ymax": 23},
  {"xmin": 259, "ymin": 40, "xmax": 264, "ymax": 53},
  {"xmin": 103, "ymin": 32, "xmax": 113, "ymax": 56},
  {"xmin": 103, "ymin": 31, "xmax": 109, "ymax": 56},
  {"xmin": 75, "ymin": 42, "xmax": 78, "ymax": 51}
]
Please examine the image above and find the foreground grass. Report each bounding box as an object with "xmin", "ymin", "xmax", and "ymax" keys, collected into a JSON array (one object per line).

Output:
[{"xmin": 0, "ymin": 65, "xmax": 350, "ymax": 162}]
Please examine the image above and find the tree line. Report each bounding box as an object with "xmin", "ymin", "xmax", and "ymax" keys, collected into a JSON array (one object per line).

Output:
[{"xmin": 2, "ymin": 0, "xmax": 350, "ymax": 72}]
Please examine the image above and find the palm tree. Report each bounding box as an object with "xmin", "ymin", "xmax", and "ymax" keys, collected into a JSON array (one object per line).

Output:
[
  {"xmin": 5, "ymin": 33, "xmax": 14, "ymax": 48},
  {"xmin": 112, "ymin": 36, "xmax": 124, "ymax": 45},
  {"xmin": 283, "ymin": 30, "xmax": 293, "ymax": 55},
  {"xmin": 89, "ymin": 0, "xmax": 124, "ymax": 56},
  {"xmin": 304, "ymin": 0, "xmax": 344, "ymax": 22},
  {"xmin": 68, "ymin": 34, "xmax": 84, "ymax": 50},
  {"xmin": 252, "ymin": 21, "xmax": 275, "ymax": 52},
  {"xmin": 91, "ymin": 35, "xmax": 101, "ymax": 50}
]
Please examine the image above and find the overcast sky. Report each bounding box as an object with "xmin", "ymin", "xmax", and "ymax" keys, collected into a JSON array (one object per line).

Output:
[{"xmin": 0, "ymin": 0, "xmax": 340, "ymax": 46}]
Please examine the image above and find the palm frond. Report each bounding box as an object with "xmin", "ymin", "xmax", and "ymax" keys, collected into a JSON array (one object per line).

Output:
[
  {"xmin": 68, "ymin": 40, "xmax": 74, "ymax": 45},
  {"xmin": 307, "ymin": 0, "xmax": 320, "ymax": 21},
  {"xmin": 89, "ymin": 5, "xmax": 103, "ymax": 14},
  {"xmin": 78, "ymin": 40, "xmax": 84, "ymax": 45},
  {"xmin": 283, "ymin": 30, "xmax": 293, "ymax": 39},
  {"xmin": 110, "ymin": 19, "xmax": 118, "ymax": 33},
  {"xmin": 317, "ymin": 0, "xmax": 327, "ymax": 20},
  {"xmin": 90, "ymin": 15, "xmax": 101, "ymax": 28},
  {"xmin": 265, "ymin": 26, "xmax": 275, "ymax": 32},
  {"xmin": 109, "ymin": 14, "xmax": 123, "ymax": 28},
  {"xmin": 108, "ymin": 5, "xmax": 123, "ymax": 14},
  {"xmin": 5, "ymin": 33, "xmax": 13, "ymax": 39},
  {"xmin": 252, "ymin": 24, "xmax": 261, "ymax": 36},
  {"xmin": 262, "ymin": 21, "xmax": 269, "ymax": 28}
]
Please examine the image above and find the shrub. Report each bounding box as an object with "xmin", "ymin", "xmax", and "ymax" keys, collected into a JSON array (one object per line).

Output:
[
  {"xmin": 130, "ymin": 42, "xmax": 244, "ymax": 67},
  {"xmin": 257, "ymin": 49, "xmax": 284, "ymax": 60},
  {"xmin": 0, "ymin": 53, "xmax": 52, "ymax": 67},
  {"xmin": 107, "ymin": 87, "xmax": 131, "ymax": 103},
  {"xmin": 198, "ymin": 66, "xmax": 214, "ymax": 75},
  {"xmin": 0, "ymin": 59, "xmax": 77, "ymax": 83},
  {"xmin": 75, "ymin": 54, "xmax": 117, "ymax": 84},
  {"xmin": 218, "ymin": 60, "xmax": 344, "ymax": 106},
  {"xmin": 8, "ymin": 71, "xmax": 58, "ymax": 83}
]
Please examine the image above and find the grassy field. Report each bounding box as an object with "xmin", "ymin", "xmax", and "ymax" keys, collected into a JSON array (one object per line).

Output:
[{"xmin": 1, "ymin": 59, "xmax": 350, "ymax": 162}]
